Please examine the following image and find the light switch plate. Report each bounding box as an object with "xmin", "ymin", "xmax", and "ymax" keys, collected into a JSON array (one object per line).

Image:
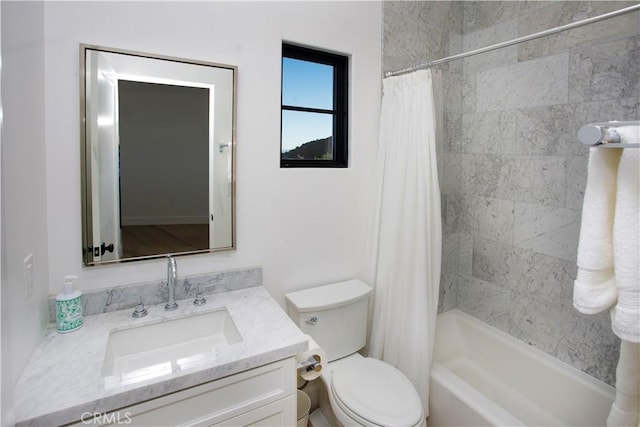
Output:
[{"xmin": 23, "ymin": 254, "xmax": 34, "ymax": 297}]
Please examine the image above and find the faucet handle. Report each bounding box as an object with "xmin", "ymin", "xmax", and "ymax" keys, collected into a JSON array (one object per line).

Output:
[
  {"xmin": 132, "ymin": 296, "xmax": 148, "ymax": 318},
  {"xmin": 193, "ymin": 287, "xmax": 207, "ymax": 306}
]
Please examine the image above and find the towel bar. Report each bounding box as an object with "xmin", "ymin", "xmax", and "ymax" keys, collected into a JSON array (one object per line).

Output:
[{"xmin": 578, "ymin": 120, "xmax": 640, "ymax": 148}]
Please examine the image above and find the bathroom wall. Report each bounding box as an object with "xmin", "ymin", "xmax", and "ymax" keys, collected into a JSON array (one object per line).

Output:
[
  {"xmin": 0, "ymin": 1, "xmax": 381, "ymax": 416},
  {"xmin": 1, "ymin": 0, "xmax": 51, "ymax": 420},
  {"xmin": 0, "ymin": 5, "xmax": 9, "ymax": 426},
  {"xmin": 1, "ymin": 0, "xmax": 51, "ymax": 382},
  {"xmin": 383, "ymin": 1, "xmax": 639, "ymax": 386},
  {"xmin": 42, "ymin": 1, "xmax": 382, "ymax": 304}
]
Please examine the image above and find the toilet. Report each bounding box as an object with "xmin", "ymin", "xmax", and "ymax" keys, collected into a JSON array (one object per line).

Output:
[{"xmin": 285, "ymin": 279, "xmax": 426, "ymax": 427}]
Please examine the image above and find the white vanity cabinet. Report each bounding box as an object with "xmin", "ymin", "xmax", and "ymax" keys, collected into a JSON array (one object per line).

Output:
[
  {"xmin": 71, "ymin": 358, "xmax": 296, "ymax": 427},
  {"xmin": 16, "ymin": 287, "xmax": 308, "ymax": 426}
]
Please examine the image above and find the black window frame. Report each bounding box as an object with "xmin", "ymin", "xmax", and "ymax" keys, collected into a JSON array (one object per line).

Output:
[{"xmin": 280, "ymin": 43, "xmax": 348, "ymax": 168}]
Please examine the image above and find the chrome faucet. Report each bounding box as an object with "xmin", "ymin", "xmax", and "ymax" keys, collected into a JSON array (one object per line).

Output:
[{"xmin": 165, "ymin": 255, "xmax": 178, "ymax": 311}]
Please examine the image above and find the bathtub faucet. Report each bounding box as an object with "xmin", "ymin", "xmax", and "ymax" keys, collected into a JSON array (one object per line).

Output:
[{"xmin": 165, "ymin": 255, "xmax": 178, "ymax": 311}]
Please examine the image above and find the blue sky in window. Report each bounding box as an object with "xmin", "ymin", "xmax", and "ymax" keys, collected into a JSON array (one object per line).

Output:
[
  {"xmin": 282, "ymin": 58, "xmax": 334, "ymax": 152},
  {"xmin": 282, "ymin": 111, "xmax": 332, "ymax": 153}
]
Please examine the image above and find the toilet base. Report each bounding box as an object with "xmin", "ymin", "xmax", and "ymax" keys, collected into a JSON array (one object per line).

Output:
[{"xmin": 316, "ymin": 373, "xmax": 344, "ymax": 427}]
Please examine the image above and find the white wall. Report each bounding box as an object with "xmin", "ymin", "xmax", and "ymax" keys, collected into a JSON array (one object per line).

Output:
[
  {"xmin": 1, "ymin": 0, "xmax": 50, "ymax": 416},
  {"xmin": 44, "ymin": 1, "xmax": 382, "ymax": 306},
  {"xmin": 0, "ymin": 3, "xmax": 8, "ymax": 424}
]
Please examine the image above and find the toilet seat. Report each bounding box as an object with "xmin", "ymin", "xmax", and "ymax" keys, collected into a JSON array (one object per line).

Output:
[{"xmin": 330, "ymin": 357, "xmax": 424, "ymax": 427}]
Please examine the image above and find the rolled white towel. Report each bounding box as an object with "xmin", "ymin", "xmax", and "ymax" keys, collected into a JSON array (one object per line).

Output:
[
  {"xmin": 611, "ymin": 146, "xmax": 640, "ymax": 342},
  {"xmin": 573, "ymin": 147, "xmax": 622, "ymax": 314},
  {"xmin": 606, "ymin": 340, "xmax": 640, "ymax": 427},
  {"xmin": 615, "ymin": 125, "xmax": 640, "ymax": 145}
]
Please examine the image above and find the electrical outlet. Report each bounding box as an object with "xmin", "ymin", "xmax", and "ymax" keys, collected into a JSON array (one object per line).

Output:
[{"xmin": 23, "ymin": 254, "xmax": 34, "ymax": 297}]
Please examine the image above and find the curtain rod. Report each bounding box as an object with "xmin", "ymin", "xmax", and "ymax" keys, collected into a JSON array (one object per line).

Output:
[{"xmin": 384, "ymin": 3, "xmax": 640, "ymax": 78}]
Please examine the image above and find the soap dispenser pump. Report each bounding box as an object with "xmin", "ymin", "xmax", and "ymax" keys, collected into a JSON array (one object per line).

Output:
[{"xmin": 56, "ymin": 275, "xmax": 83, "ymax": 333}]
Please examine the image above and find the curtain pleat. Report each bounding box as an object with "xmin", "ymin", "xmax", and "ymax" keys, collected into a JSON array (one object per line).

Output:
[{"xmin": 365, "ymin": 69, "xmax": 442, "ymax": 414}]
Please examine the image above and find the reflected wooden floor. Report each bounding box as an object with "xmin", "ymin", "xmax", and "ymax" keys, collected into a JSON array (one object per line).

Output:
[{"xmin": 121, "ymin": 224, "xmax": 208, "ymax": 258}]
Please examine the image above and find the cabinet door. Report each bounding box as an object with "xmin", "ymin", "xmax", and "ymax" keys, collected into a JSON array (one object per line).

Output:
[
  {"xmin": 66, "ymin": 358, "xmax": 296, "ymax": 427},
  {"xmin": 209, "ymin": 394, "xmax": 296, "ymax": 427}
]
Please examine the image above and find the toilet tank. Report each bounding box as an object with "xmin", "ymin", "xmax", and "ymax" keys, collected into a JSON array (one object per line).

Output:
[{"xmin": 285, "ymin": 279, "xmax": 372, "ymax": 361}]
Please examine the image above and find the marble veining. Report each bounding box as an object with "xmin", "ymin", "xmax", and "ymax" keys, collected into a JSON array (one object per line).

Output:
[
  {"xmin": 459, "ymin": 154, "xmax": 567, "ymax": 208},
  {"xmin": 518, "ymin": 2, "xmax": 639, "ymax": 62},
  {"xmin": 382, "ymin": 1, "xmax": 461, "ymax": 74},
  {"xmin": 48, "ymin": 266, "xmax": 262, "ymax": 323},
  {"xmin": 513, "ymin": 202, "xmax": 582, "ymax": 261},
  {"xmin": 568, "ymin": 35, "xmax": 640, "ymax": 103},
  {"xmin": 16, "ymin": 286, "xmax": 307, "ymax": 427},
  {"xmin": 462, "ymin": 0, "xmax": 541, "ymax": 34},
  {"xmin": 476, "ymin": 53, "xmax": 569, "ymax": 112},
  {"xmin": 462, "ymin": 18, "xmax": 518, "ymax": 74},
  {"xmin": 461, "ymin": 110, "xmax": 517, "ymax": 155}
]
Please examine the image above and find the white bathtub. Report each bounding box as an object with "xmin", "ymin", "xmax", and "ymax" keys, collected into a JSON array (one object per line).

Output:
[{"xmin": 428, "ymin": 310, "xmax": 615, "ymax": 427}]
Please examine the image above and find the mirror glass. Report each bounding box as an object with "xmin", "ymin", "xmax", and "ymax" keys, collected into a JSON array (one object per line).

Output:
[{"xmin": 80, "ymin": 45, "xmax": 236, "ymax": 265}]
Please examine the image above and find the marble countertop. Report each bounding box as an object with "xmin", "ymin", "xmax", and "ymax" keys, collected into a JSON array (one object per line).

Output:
[{"xmin": 14, "ymin": 286, "xmax": 307, "ymax": 427}]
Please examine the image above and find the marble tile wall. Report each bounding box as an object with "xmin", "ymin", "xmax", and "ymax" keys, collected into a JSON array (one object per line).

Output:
[
  {"xmin": 384, "ymin": 1, "xmax": 639, "ymax": 386},
  {"xmin": 382, "ymin": 1, "xmax": 463, "ymax": 76},
  {"xmin": 454, "ymin": 0, "xmax": 638, "ymax": 387}
]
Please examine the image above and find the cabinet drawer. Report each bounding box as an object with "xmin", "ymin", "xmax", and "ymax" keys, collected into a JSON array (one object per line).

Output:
[{"xmin": 70, "ymin": 358, "xmax": 296, "ymax": 427}]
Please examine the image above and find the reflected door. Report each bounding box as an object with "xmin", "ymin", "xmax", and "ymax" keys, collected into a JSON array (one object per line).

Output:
[{"xmin": 89, "ymin": 56, "xmax": 122, "ymax": 261}]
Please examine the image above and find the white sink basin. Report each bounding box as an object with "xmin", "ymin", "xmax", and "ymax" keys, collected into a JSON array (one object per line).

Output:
[{"xmin": 102, "ymin": 309, "xmax": 242, "ymax": 383}]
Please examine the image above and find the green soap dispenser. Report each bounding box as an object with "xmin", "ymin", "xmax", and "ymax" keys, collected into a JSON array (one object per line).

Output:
[{"xmin": 56, "ymin": 275, "xmax": 83, "ymax": 333}]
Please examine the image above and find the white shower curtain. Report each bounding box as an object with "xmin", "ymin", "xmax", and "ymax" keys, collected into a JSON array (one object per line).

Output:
[{"xmin": 365, "ymin": 69, "xmax": 442, "ymax": 413}]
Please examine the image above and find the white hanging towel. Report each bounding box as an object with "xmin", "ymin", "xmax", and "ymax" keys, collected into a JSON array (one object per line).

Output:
[
  {"xmin": 611, "ymin": 134, "xmax": 640, "ymax": 342},
  {"xmin": 604, "ymin": 125, "xmax": 640, "ymax": 427},
  {"xmin": 573, "ymin": 148, "xmax": 622, "ymax": 314}
]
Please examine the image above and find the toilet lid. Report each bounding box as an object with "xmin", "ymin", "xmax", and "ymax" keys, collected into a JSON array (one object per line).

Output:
[{"xmin": 331, "ymin": 358, "xmax": 423, "ymax": 427}]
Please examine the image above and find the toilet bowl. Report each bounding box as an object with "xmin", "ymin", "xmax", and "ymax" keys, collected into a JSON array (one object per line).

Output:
[{"xmin": 285, "ymin": 279, "xmax": 426, "ymax": 427}]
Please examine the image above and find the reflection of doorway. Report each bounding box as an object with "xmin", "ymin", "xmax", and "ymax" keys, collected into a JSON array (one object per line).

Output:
[{"xmin": 118, "ymin": 80, "xmax": 210, "ymax": 257}]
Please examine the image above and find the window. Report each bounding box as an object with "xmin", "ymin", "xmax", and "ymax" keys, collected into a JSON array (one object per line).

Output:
[{"xmin": 281, "ymin": 43, "xmax": 348, "ymax": 168}]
